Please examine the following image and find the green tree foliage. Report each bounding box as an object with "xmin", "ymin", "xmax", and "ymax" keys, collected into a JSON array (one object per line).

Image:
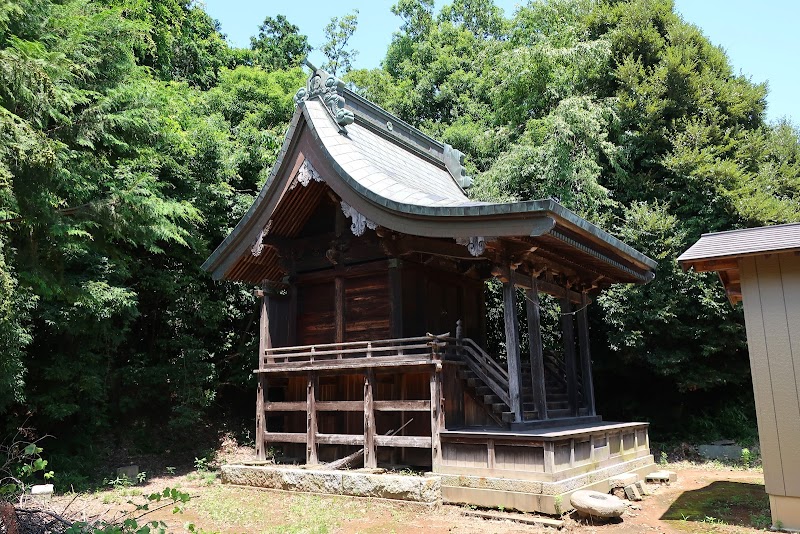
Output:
[
  {"xmin": 348, "ymin": 0, "xmax": 800, "ymax": 439},
  {"xmin": 321, "ymin": 10, "xmax": 359, "ymax": 76},
  {"xmin": 250, "ymin": 15, "xmax": 311, "ymax": 70},
  {"xmin": 0, "ymin": 0, "xmax": 306, "ymax": 460}
]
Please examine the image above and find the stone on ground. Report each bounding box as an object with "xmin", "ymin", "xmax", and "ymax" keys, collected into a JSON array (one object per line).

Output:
[
  {"xmin": 570, "ymin": 490, "xmax": 627, "ymax": 519},
  {"xmin": 608, "ymin": 473, "xmax": 637, "ymax": 489},
  {"xmin": 30, "ymin": 484, "xmax": 54, "ymax": 502},
  {"xmin": 646, "ymin": 470, "xmax": 677, "ymax": 484},
  {"xmin": 116, "ymin": 465, "xmax": 139, "ymax": 480},
  {"xmin": 624, "ymin": 483, "xmax": 643, "ymax": 501}
]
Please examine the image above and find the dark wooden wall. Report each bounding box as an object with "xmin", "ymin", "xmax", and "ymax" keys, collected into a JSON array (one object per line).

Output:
[
  {"xmin": 401, "ymin": 262, "xmax": 485, "ymax": 343},
  {"xmin": 295, "ymin": 267, "xmax": 391, "ymax": 346}
]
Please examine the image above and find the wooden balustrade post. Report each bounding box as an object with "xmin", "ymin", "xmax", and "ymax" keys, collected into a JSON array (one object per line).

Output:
[
  {"xmin": 364, "ymin": 370, "xmax": 377, "ymax": 468},
  {"xmin": 306, "ymin": 372, "xmax": 318, "ymax": 465},
  {"xmin": 430, "ymin": 364, "xmax": 444, "ymax": 470}
]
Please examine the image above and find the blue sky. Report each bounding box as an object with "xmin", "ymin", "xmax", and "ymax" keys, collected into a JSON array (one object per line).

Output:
[{"xmin": 201, "ymin": 0, "xmax": 798, "ymax": 124}]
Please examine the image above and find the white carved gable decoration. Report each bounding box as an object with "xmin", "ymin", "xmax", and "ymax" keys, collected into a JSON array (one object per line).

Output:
[
  {"xmin": 292, "ymin": 159, "xmax": 323, "ymax": 189},
  {"xmin": 455, "ymin": 236, "xmax": 488, "ymax": 257},
  {"xmin": 251, "ymin": 219, "xmax": 273, "ymax": 257},
  {"xmin": 340, "ymin": 201, "xmax": 377, "ymax": 237}
]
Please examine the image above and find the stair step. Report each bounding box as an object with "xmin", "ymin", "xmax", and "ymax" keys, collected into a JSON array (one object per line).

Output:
[
  {"xmin": 547, "ymin": 408, "xmax": 577, "ymax": 418},
  {"xmin": 501, "ymin": 411, "xmax": 539, "ymax": 423}
]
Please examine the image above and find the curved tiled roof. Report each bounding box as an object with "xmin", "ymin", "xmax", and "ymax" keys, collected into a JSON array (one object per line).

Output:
[{"xmin": 201, "ymin": 69, "xmax": 657, "ymax": 284}]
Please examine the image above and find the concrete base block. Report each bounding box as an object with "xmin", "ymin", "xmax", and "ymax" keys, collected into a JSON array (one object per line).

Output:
[
  {"xmin": 608, "ymin": 473, "xmax": 637, "ymax": 489},
  {"xmin": 30, "ymin": 484, "xmax": 54, "ymax": 503},
  {"xmin": 624, "ymin": 484, "xmax": 642, "ymax": 501},
  {"xmin": 221, "ymin": 465, "xmax": 441, "ymax": 504},
  {"xmin": 645, "ymin": 470, "xmax": 677, "ymax": 484},
  {"xmin": 442, "ymin": 457, "xmax": 656, "ymax": 515}
]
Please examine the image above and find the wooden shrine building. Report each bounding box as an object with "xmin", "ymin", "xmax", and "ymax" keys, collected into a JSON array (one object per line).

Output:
[{"xmin": 203, "ymin": 69, "xmax": 659, "ymax": 513}]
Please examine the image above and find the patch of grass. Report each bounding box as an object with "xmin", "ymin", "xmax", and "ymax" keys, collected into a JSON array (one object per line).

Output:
[
  {"xmin": 662, "ymin": 481, "xmax": 771, "ymax": 530},
  {"xmin": 187, "ymin": 470, "xmax": 218, "ymax": 486},
  {"xmin": 191, "ymin": 486, "xmax": 364, "ymax": 533}
]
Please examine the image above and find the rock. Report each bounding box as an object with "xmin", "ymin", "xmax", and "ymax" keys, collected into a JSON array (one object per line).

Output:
[
  {"xmin": 645, "ymin": 471, "xmax": 677, "ymax": 484},
  {"xmin": 698, "ymin": 441, "xmax": 742, "ymax": 461},
  {"xmin": 570, "ymin": 490, "xmax": 627, "ymax": 519},
  {"xmin": 31, "ymin": 483, "xmax": 54, "ymax": 502},
  {"xmin": 116, "ymin": 465, "xmax": 139, "ymax": 480}
]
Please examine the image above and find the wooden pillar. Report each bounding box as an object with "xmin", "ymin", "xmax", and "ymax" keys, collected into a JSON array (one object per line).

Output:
[
  {"xmin": 287, "ymin": 280, "xmax": 298, "ymax": 346},
  {"xmin": 306, "ymin": 372, "xmax": 318, "ymax": 464},
  {"xmin": 577, "ymin": 293, "xmax": 596, "ymax": 416},
  {"xmin": 560, "ymin": 297, "xmax": 579, "ymax": 417},
  {"xmin": 334, "ymin": 276, "xmax": 345, "ymax": 345},
  {"xmin": 256, "ymin": 285, "xmax": 272, "ymax": 460},
  {"xmin": 503, "ymin": 279, "xmax": 524, "ymax": 422},
  {"xmin": 525, "ymin": 278, "xmax": 548, "ymax": 420},
  {"xmin": 430, "ymin": 365, "xmax": 444, "ymax": 469},
  {"xmin": 388, "ymin": 259, "xmax": 403, "ymax": 338},
  {"xmin": 364, "ymin": 370, "xmax": 377, "ymax": 468}
]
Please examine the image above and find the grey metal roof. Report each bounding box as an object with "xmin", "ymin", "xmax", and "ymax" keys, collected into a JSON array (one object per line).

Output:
[
  {"xmin": 201, "ymin": 69, "xmax": 658, "ymax": 281},
  {"xmin": 678, "ymin": 222, "xmax": 800, "ymax": 265},
  {"xmin": 305, "ymin": 98, "xmax": 480, "ymax": 207}
]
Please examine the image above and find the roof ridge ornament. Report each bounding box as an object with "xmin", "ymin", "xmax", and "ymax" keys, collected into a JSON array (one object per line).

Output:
[
  {"xmin": 443, "ymin": 144, "xmax": 473, "ymax": 189},
  {"xmin": 340, "ymin": 201, "xmax": 377, "ymax": 237},
  {"xmin": 294, "ymin": 70, "xmax": 355, "ymax": 127}
]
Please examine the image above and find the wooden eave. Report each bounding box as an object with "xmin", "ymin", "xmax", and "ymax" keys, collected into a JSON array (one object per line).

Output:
[{"xmin": 678, "ymin": 224, "xmax": 800, "ymax": 305}]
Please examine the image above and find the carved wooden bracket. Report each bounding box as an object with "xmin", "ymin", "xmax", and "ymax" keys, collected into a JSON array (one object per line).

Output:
[{"xmin": 340, "ymin": 201, "xmax": 377, "ymax": 237}]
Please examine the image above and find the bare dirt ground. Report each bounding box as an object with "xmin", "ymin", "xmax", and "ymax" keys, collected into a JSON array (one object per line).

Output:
[{"xmin": 39, "ymin": 459, "xmax": 768, "ymax": 534}]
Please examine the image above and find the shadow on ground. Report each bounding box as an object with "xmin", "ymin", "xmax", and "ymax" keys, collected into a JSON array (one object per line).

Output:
[{"xmin": 661, "ymin": 480, "xmax": 771, "ymax": 529}]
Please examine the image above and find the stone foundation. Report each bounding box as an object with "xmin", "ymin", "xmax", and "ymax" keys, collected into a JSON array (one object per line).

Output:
[
  {"xmin": 440, "ymin": 455, "xmax": 656, "ymax": 515},
  {"xmin": 221, "ymin": 465, "xmax": 441, "ymax": 505}
]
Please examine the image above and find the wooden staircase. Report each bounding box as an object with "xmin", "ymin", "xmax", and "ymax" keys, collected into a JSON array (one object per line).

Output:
[{"xmin": 453, "ymin": 338, "xmax": 590, "ymax": 427}]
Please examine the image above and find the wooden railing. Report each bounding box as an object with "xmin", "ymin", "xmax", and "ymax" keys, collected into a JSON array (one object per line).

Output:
[
  {"xmin": 543, "ymin": 350, "xmax": 582, "ymax": 399},
  {"xmin": 260, "ymin": 335, "xmax": 446, "ymax": 370},
  {"xmin": 259, "ymin": 334, "xmax": 514, "ymax": 415},
  {"xmin": 453, "ymin": 337, "xmax": 512, "ymax": 409}
]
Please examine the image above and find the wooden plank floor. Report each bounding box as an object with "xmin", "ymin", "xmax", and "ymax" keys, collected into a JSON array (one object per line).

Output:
[{"xmin": 441, "ymin": 420, "xmax": 648, "ymax": 440}]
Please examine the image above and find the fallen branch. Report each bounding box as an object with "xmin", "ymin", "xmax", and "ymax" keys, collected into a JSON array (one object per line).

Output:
[{"xmin": 322, "ymin": 418, "xmax": 414, "ymax": 470}]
